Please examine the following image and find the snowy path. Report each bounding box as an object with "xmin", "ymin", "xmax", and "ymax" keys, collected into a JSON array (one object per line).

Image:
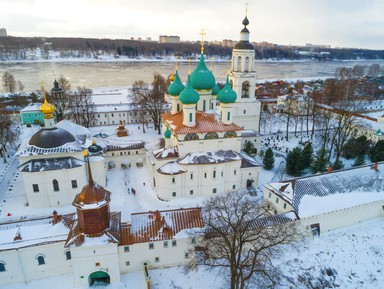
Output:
[{"xmin": 0, "ymin": 156, "xmax": 19, "ymax": 217}]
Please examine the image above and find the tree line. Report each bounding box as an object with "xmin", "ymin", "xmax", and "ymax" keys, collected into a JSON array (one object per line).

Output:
[{"xmin": 1, "ymin": 36, "xmax": 384, "ymax": 60}]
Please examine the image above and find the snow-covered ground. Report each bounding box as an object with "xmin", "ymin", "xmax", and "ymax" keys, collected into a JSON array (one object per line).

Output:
[
  {"xmin": 2, "ymin": 218, "xmax": 383, "ymax": 289},
  {"xmin": 0, "ymin": 107, "xmax": 383, "ymax": 288}
]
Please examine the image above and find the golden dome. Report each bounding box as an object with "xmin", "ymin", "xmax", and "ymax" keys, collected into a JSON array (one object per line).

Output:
[
  {"xmin": 40, "ymin": 81, "xmax": 55, "ymax": 118},
  {"xmin": 40, "ymin": 99, "xmax": 55, "ymax": 118}
]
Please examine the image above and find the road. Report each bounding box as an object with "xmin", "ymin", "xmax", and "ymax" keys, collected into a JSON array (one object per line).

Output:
[{"xmin": 0, "ymin": 156, "xmax": 18, "ymax": 216}]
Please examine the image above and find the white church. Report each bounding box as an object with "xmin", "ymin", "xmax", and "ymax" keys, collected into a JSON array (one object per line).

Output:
[{"xmin": 0, "ymin": 13, "xmax": 263, "ymax": 287}]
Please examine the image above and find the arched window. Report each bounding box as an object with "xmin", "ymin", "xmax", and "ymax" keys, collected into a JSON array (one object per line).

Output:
[
  {"xmin": 241, "ymin": 81, "xmax": 250, "ymax": 98},
  {"xmin": 237, "ymin": 56, "xmax": 241, "ymax": 71},
  {"xmin": 36, "ymin": 255, "xmax": 45, "ymax": 265},
  {"xmin": 65, "ymin": 250, "xmax": 71, "ymax": 260},
  {"xmin": 184, "ymin": 133, "xmax": 199, "ymax": 141},
  {"xmin": 224, "ymin": 131, "xmax": 237, "ymax": 138},
  {"xmin": 245, "ymin": 57, "xmax": 250, "ymax": 72},
  {"xmin": 52, "ymin": 179, "xmax": 59, "ymax": 192},
  {"xmin": 0, "ymin": 262, "xmax": 5, "ymax": 272},
  {"xmin": 204, "ymin": 132, "xmax": 219, "ymax": 140}
]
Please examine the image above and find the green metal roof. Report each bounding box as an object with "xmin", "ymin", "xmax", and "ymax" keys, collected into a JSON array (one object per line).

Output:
[
  {"xmin": 218, "ymin": 76, "xmax": 237, "ymax": 103},
  {"xmin": 167, "ymin": 70, "xmax": 185, "ymax": 96},
  {"xmin": 179, "ymin": 75, "xmax": 200, "ymax": 104},
  {"xmin": 190, "ymin": 54, "xmax": 215, "ymax": 90},
  {"xmin": 164, "ymin": 127, "xmax": 171, "ymax": 139},
  {"xmin": 212, "ymin": 83, "xmax": 220, "ymax": 95}
]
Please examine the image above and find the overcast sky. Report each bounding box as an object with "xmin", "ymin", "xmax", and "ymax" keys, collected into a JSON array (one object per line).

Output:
[{"xmin": 1, "ymin": 0, "xmax": 383, "ymax": 50}]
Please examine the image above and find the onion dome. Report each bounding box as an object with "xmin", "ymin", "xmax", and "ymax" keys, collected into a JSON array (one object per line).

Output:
[
  {"xmin": 40, "ymin": 99, "xmax": 55, "ymax": 118},
  {"xmin": 218, "ymin": 76, "xmax": 237, "ymax": 103},
  {"xmin": 88, "ymin": 139, "xmax": 103, "ymax": 155},
  {"xmin": 164, "ymin": 127, "xmax": 171, "ymax": 139},
  {"xmin": 179, "ymin": 75, "xmax": 200, "ymax": 104},
  {"xmin": 29, "ymin": 127, "xmax": 76, "ymax": 148},
  {"xmin": 51, "ymin": 80, "xmax": 63, "ymax": 92},
  {"xmin": 212, "ymin": 83, "xmax": 220, "ymax": 95},
  {"xmin": 242, "ymin": 16, "xmax": 249, "ymax": 26},
  {"xmin": 168, "ymin": 70, "xmax": 185, "ymax": 96},
  {"xmin": 234, "ymin": 15, "xmax": 254, "ymax": 50},
  {"xmin": 190, "ymin": 54, "xmax": 215, "ymax": 90}
]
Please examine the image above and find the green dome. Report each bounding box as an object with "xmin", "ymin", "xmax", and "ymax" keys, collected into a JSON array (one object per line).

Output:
[
  {"xmin": 218, "ymin": 76, "xmax": 237, "ymax": 103},
  {"xmin": 190, "ymin": 54, "xmax": 215, "ymax": 90},
  {"xmin": 164, "ymin": 127, "xmax": 171, "ymax": 139},
  {"xmin": 212, "ymin": 83, "xmax": 220, "ymax": 95},
  {"xmin": 167, "ymin": 70, "xmax": 185, "ymax": 96},
  {"xmin": 179, "ymin": 75, "xmax": 200, "ymax": 104}
]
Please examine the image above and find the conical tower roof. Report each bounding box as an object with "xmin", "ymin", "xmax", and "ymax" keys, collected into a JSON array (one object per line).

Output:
[{"xmin": 72, "ymin": 156, "xmax": 111, "ymax": 207}]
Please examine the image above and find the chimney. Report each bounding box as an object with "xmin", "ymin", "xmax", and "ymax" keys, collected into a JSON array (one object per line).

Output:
[
  {"xmin": 327, "ymin": 166, "xmax": 332, "ymax": 173},
  {"xmin": 52, "ymin": 210, "xmax": 61, "ymax": 225},
  {"xmin": 154, "ymin": 210, "xmax": 161, "ymax": 221},
  {"xmin": 374, "ymin": 162, "xmax": 379, "ymax": 171}
]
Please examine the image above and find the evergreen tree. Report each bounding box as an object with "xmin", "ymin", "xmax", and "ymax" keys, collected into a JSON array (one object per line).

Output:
[
  {"xmin": 286, "ymin": 147, "xmax": 303, "ymax": 177},
  {"xmin": 342, "ymin": 135, "xmax": 369, "ymax": 159},
  {"xmin": 301, "ymin": 142, "xmax": 313, "ymax": 169},
  {"xmin": 369, "ymin": 140, "xmax": 384, "ymax": 162},
  {"xmin": 263, "ymin": 148, "xmax": 275, "ymax": 170},
  {"xmin": 311, "ymin": 148, "xmax": 328, "ymax": 173},
  {"xmin": 352, "ymin": 154, "xmax": 366, "ymax": 167},
  {"xmin": 332, "ymin": 158, "xmax": 344, "ymax": 170},
  {"xmin": 242, "ymin": 140, "xmax": 257, "ymax": 156}
]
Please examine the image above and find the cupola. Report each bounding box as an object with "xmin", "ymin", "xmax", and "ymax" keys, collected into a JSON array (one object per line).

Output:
[{"xmin": 218, "ymin": 76, "xmax": 237, "ymax": 103}]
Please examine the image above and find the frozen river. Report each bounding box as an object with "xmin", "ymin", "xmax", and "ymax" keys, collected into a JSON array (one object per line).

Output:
[{"xmin": 0, "ymin": 59, "xmax": 383, "ymax": 92}]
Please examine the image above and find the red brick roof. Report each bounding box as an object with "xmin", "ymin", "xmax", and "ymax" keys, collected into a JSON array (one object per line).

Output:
[
  {"xmin": 120, "ymin": 208, "xmax": 203, "ymax": 245},
  {"xmin": 162, "ymin": 111, "xmax": 242, "ymax": 135}
]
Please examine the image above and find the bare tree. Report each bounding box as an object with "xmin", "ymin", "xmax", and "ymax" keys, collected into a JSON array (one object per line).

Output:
[
  {"xmin": 2, "ymin": 72, "xmax": 16, "ymax": 93},
  {"xmin": 67, "ymin": 86, "xmax": 95, "ymax": 128},
  {"xmin": 17, "ymin": 80, "xmax": 24, "ymax": 92},
  {"xmin": 131, "ymin": 73, "xmax": 167, "ymax": 134},
  {"xmin": 57, "ymin": 75, "xmax": 71, "ymax": 92},
  {"xmin": 0, "ymin": 105, "xmax": 19, "ymax": 163},
  {"xmin": 186, "ymin": 190, "xmax": 301, "ymax": 289}
]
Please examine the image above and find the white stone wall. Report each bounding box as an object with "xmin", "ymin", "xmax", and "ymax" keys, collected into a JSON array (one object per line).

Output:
[
  {"xmin": 155, "ymin": 160, "xmax": 244, "ymax": 200},
  {"xmin": 0, "ymin": 242, "xmax": 72, "ymax": 286},
  {"xmin": 71, "ymin": 243, "xmax": 120, "ymax": 288},
  {"xmin": 22, "ymin": 165, "xmax": 87, "ymax": 208},
  {"xmin": 300, "ymin": 200, "xmax": 384, "ymax": 234},
  {"xmin": 118, "ymin": 238, "xmax": 193, "ymax": 273}
]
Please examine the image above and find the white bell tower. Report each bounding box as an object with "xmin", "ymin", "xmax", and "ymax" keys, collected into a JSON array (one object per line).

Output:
[{"xmin": 229, "ymin": 8, "xmax": 261, "ymax": 132}]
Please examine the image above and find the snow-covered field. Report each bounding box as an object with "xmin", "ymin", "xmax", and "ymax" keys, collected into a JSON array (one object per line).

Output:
[
  {"xmin": 0, "ymin": 109, "xmax": 383, "ymax": 288},
  {"xmin": 2, "ymin": 217, "xmax": 383, "ymax": 289}
]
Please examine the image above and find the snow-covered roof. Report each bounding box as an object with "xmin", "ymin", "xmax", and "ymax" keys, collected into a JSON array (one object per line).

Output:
[
  {"xmin": 106, "ymin": 142, "xmax": 144, "ymax": 151},
  {"xmin": 18, "ymin": 156, "xmax": 84, "ymax": 172},
  {"xmin": 16, "ymin": 142, "xmax": 83, "ymax": 157},
  {"xmin": 162, "ymin": 111, "xmax": 242, "ymax": 135},
  {"xmin": 20, "ymin": 103, "xmax": 41, "ymax": 113},
  {"xmin": 120, "ymin": 208, "xmax": 203, "ymax": 245},
  {"xmin": 265, "ymin": 163, "xmax": 384, "ymax": 218},
  {"xmin": 56, "ymin": 119, "xmax": 91, "ymax": 137},
  {"xmin": 153, "ymin": 147, "xmax": 179, "ymax": 159},
  {"xmin": 157, "ymin": 162, "xmax": 187, "ymax": 175},
  {"xmin": 0, "ymin": 214, "xmax": 74, "ymax": 251},
  {"xmin": 178, "ymin": 150, "xmax": 241, "ymax": 165}
]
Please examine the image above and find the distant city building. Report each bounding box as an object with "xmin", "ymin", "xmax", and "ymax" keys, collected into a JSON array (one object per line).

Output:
[
  {"xmin": 0, "ymin": 28, "xmax": 7, "ymax": 37},
  {"xmin": 305, "ymin": 43, "xmax": 331, "ymax": 49},
  {"xmin": 222, "ymin": 39, "xmax": 235, "ymax": 47},
  {"xmin": 146, "ymin": 37, "xmax": 152, "ymax": 42},
  {"xmin": 159, "ymin": 35, "xmax": 180, "ymax": 44}
]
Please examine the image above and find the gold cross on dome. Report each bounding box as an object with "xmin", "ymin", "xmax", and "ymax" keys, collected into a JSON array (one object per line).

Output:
[{"xmin": 200, "ymin": 29, "xmax": 206, "ymax": 54}]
